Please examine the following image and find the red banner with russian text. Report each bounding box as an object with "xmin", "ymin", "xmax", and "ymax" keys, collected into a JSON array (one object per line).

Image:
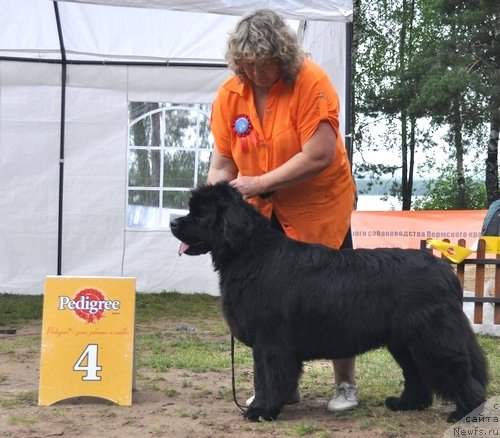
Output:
[{"xmin": 351, "ymin": 210, "xmax": 487, "ymax": 249}]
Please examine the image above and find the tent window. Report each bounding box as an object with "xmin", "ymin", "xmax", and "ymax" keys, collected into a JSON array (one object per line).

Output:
[{"xmin": 127, "ymin": 102, "xmax": 213, "ymax": 229}]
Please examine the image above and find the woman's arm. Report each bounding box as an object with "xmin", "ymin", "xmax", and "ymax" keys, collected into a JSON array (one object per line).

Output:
[
  {"xmin": 207, "ymin": 148, "xmax": 239, "ymax": 184},
  {"xmin": 229, "ymin": 121, "xmax": 336, "ymax": 197}
]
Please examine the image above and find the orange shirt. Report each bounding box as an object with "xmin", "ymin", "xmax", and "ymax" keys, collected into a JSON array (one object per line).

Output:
[{"xmin": 210, "ymin": 59, "xmax": 355, "ymax": 248}]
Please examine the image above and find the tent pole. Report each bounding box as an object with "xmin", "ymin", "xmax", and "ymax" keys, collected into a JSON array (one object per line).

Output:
[
  {"xmin": 0, "ymin": 56, "xmax": 227, "ymax": 69},
  {"xmin": 344, "ymin": 20, "xmax": 354, "ymax": 167},
  {"xmin": 53, "ymin": 1, "xmax": 67, "ymax": 276}
]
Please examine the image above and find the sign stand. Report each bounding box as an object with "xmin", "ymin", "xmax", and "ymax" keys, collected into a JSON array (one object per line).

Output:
[{"xmin": 39, "ymin": 276, "xmax": 136, "ymax": 406}]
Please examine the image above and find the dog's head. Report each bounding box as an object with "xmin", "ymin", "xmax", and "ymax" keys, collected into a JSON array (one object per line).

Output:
[{"xmin": 170, "ymin": 182, "xmax": 267, "ymax": 259}]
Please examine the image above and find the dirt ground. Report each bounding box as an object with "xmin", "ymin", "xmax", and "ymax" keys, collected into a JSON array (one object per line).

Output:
[
  {"xmin": 0, "ymin": 266, "xmax": 497, "ymax": 438},
  {"xmin": 0, "ymin": 321, "xmax": 452, "ymax": 438}
]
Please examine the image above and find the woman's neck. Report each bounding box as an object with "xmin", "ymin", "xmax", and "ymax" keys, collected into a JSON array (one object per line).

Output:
[{"xmin": 252, "ymin": 85, "xmax": 269, "ymax": 124}]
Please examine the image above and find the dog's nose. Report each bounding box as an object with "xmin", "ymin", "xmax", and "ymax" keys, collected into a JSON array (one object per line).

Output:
[{"xmin": 170, "ymin": 218, "xmax": 178, "ymax": 230}]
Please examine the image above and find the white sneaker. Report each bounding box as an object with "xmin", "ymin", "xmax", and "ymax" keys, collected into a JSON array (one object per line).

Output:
[
  {"xmin": 245, "ymin": 395, "xmax": 255, "ymax": 407},
  {"xmin": 327, "ymin": 382, "xmax": 359, "ymax": 412},
  {"xmin": 245, "ymin": 389, "xmax": 300, "ymax": 407}
]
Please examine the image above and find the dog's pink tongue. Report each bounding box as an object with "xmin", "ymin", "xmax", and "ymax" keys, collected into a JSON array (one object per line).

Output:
[{"xmin": 178, "ymin": 242, "xmax": 190, "ymax": 256}]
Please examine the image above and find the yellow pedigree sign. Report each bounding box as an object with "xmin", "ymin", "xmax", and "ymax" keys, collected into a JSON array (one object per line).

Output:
[{"xmin": 39, "ymin": 276, "xmax": 136, "ymax": 406}]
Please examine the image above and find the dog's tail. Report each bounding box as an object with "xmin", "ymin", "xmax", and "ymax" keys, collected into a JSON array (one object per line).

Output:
[
  {"xmin": 437, "ymin": 257, "xmax": 489, "ymax": 387},
  {"xmin": 441, "ymin": 260, "xmax": 489, "ymax": 387},
  {"xmin": 436, "ymin": 258, "xmax": 463, "ymax": 301},
  {"xmin": 466, "ymin": 326, "xmax": 489, "ymax": 388}
]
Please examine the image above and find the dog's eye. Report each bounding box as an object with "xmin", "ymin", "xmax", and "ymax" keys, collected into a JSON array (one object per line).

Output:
[
  {"xmin": 189, "ymin": 206, "xmax": 207, "ymax": 222},
  {"xmin": 189, "ymin": 203, "xmax": 215, "ymax": 223},
  {"xmin": 190, "ymin": 207, "xmax": 201, "ymax": 218}
]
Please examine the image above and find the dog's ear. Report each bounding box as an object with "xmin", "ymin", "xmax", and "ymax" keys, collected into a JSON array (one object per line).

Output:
[
  {"xmin": 214, "ymin": 183, "xmax": 256, "ymax": 250},
  {"xmin": 216, "ymin": 181, "xmax": 244, "ymax": 202},
  {"xmin": 208, "ymin": 181, "xmax": 263, "ymax": 251},
  {"xmin": 222, "ymin": 202, "xmax": 255, "ymax": 250}
]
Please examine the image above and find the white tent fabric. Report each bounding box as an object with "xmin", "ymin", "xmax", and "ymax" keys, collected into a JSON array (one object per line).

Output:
[
  {"xmin": 63, "ymin": 0, "xmax": 353, "ymax": 21},
  {"xmin": 0, "ymin": 0, "xmax": 352, "ymax": 295}
]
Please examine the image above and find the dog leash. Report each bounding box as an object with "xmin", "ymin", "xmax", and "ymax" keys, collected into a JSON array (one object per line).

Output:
[{"xmin": 230, "ymin": 334, "xmax": 247, "ymax": 414}]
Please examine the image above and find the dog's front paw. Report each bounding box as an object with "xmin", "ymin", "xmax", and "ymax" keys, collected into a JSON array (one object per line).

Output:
[
  {"xmin": 385, "ymin": 395, "xmax": 431, "ymax": 411},
  {"xmin": 243, "ymin": 406, "xmax": 279, "ymax": 422},
  {"xmin": 385, "ymin": 396, "xmax": 402, "ymax": 411}
]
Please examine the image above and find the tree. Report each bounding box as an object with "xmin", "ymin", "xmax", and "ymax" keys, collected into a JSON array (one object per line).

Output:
[
  {"xmin": 128, "ymin": 103, "xmax": 212, "ymax": 212},
  {"xmin": 413, "ymin": 0, "xmax": 499, "ymax": 206},
  {"xmin": 448, "ymin": 0, "xmax": 500, "ymax": 206},
  {"xmin": 413, "ymin": 164, "xmax": 487, "ymax": 209},
  {"xmin": 353, "ymin": 0, "xmax": 499, "ymax": 209},
  {"xmin": 128, "ymin": 102, "xmax": 161, "ymax": 207},
  {"xmin": 353, "ymin": 0, "xmax": 433, "ymax": 209}
]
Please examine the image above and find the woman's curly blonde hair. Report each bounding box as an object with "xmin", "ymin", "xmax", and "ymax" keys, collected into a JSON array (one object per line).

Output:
[{"xmin": 226, "ymin": 9, "xmax": 305, "ymax": 84}]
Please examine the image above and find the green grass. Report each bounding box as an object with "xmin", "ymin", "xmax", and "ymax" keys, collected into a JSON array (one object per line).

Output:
[
  {"xmin": 0, "ymin": 335, "xmax": 40, "ymax": 355},
  {"xmin": 1, "ymin": 293, "xmax": 499, "ymax": 384},
  {"xmin": 135, "ymin": 291, "xmax": 223, "ymax": 323},
  {"xmin": 1, "ymin": 291, "xmax": 500, "ymax": 437},
  {"xmin": 0, "ymin": 293, "xmax": 43, "ymax": 326},
  {"xmin": 478, "ymin": 336, "xmax": 500, "ymax": 394},
  {"xmin": 137, "ymin": 331, "xmax": 253, "ymax": 372},
  {"xmin": 0, "ymin": 291, "xmax": 222, "ymax": 327},
  {"xmin": 7, "ymin": 414, "xmax": 37, "ymax": 427},
  {"xmin": 0, "ymin": 390, "xmax": 38, "ymax": 408},
  {"xmin": 295, "ymin": 423, "xmax": 327, "ymax": 436}
]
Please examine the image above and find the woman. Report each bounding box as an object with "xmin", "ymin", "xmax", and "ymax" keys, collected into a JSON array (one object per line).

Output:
[{"xmin": 207, "ymin": 9, "xmax": 358, "ymax": 412}]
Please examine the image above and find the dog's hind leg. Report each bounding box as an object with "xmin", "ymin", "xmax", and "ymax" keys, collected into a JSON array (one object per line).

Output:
[
  {"xmin": 385, "ymin": 343, "xmax": 433, "ymax": 412},
  {"xmin": 402, "ymin": 310, "xmax": 488, "ymax": 423},
  {"xmin": 445, "ymin": 374, "xmax": 487, "ymax": 423},
  {"xmin": 431, "ymin": 318, "xmax": 487, "ymax": 423},
  {"xmin": 245, "ymin": 343, "xmax": 301, "ymax": 422}
]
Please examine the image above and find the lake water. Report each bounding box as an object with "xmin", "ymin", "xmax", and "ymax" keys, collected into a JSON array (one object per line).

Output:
[{"xmin": 356, "ymin": 195, "xmax": 402, "ymax": 211}]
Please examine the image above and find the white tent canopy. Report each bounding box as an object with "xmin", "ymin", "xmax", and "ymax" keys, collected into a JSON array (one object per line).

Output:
[
  {"xmin": 0, "ymin": 0, "xmax": 353, "ymax": 295},
  {"xmin": 65, "ymin": 0, "xmax": 353, "ymax": 21}
]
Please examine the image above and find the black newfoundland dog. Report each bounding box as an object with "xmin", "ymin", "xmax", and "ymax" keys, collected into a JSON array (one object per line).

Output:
[{"xmin": 170, "ymin": 182, "xmax": 488, "ymax": 423}]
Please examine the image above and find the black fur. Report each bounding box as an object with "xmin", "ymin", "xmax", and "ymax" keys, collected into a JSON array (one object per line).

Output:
[{"xmin": 170, "ymin": 182, "xmax": 488, "ymax": 423}]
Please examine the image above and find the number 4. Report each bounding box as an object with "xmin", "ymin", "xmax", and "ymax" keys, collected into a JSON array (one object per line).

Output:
[{"xmin": 73, "ymin": 344, "xmax": 102, "ymax": 381}]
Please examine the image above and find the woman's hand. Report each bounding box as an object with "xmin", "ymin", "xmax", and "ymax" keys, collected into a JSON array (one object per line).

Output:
[{"xmin": 229, "ymin": 176, "xmax": 266, "ymax": 199}]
